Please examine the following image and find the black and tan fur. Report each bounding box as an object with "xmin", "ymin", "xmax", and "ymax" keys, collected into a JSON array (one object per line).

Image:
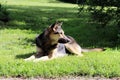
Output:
[{"xmin": 25, "ymin": 21, "xmax": 104, "ymax": 62}]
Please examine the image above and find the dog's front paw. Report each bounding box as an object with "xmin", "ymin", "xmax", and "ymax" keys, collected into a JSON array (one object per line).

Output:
[
  {"xmin": 24, "ymin": 58, "xmax": 31, "ymax": 61},
  {"xmin": 77, "ymin": 54, "xmax": 83, "ymax": 57},
  {"xmin": 33, "ymin": 59, "xmax": 40, "ymax": 62},
  {"xmin": 24, "ymin": 55, "xmax": 36, "ymax": 61},
  {"xmin": 24, "ymin": 58, "xmax": 34, "ymax": 61},
  {"xmin": 33, "ymin": 59, "xmax": 46, "ymax": 62}
]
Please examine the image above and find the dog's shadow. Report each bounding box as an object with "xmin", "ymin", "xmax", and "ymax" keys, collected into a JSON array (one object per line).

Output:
[{"xmin": 16, "ymin": 52, "xmax": 35, "ymax": 59}]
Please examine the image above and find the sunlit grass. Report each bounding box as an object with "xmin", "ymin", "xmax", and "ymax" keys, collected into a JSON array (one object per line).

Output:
[{"xmin": 0, "ymin": 51, "xmax": 120, "ymax": 78}]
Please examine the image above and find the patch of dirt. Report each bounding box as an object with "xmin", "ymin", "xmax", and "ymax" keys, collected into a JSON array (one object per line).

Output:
[{"xmin": 0, "ymin": 76, "xmax": 120, "ymax": 80}]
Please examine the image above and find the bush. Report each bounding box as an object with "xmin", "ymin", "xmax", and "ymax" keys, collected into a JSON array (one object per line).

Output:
[
  {"xmin": 78, "ymin": 0, "xmax": 120, "ymax": 45},
  {"xmin": 0, "ymin": 3, "xmax": 10, "ymax": 24}
]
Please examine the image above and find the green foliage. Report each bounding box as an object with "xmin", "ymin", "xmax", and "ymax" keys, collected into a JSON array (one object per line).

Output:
[
  {"xmin": 83, "ymin": 0, "xmax": 120, "ymax": 7},
  {"xmin": 78, "ymin": 0, "xmax": 120, "ymax": 45},
  {"xmin": 78, "ymin": 0, "xmax": 120, "ymax": 25}
]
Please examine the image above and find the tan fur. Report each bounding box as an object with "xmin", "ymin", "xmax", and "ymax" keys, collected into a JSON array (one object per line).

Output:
[
  {"xmin": 49, "ymin": 30, "xmax": 65, "ymax": 45},
  {"xmin": 65, "ymin": 43, "xmax": 83, "ymax": 56},
  {"xmin": 88, "ymin": 48, "xmax": 105, "ymax": 52},
  {"xmin": 81, "ymin": 48, "xmax": 105, "ymax": 53},
  {"xmin": 50, "ymin": 32, "xmax": 60, "ymax": 45}
]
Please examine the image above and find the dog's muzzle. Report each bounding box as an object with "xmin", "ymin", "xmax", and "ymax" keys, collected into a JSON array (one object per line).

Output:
[{"xmin": 58, "ymin": 38, "xmax": 70, "ymax": 43}]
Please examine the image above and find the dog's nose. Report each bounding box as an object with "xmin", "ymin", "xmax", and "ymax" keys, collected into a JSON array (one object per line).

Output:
[{"xmin": 58, "ymin": 38, "xmax": 70, "ymax": 43}]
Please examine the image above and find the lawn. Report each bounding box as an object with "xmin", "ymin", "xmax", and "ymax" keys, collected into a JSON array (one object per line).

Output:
[{"xmin": 0, "ymin": 0, "xmax": 120, "ymax": 78}]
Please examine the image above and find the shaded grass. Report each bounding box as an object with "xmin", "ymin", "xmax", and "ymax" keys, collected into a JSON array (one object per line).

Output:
[{"xmin": 0, "ymin": 0, "xmax": 120, "ymax": 78}]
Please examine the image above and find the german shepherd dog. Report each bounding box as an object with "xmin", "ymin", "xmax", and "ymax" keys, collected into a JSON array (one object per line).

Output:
[{"xmin": 25, "ymin": 21, "xmax": 104, "ymax": 62}]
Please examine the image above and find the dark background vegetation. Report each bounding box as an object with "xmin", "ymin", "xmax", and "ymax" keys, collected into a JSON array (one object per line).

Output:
[{"xmin": 0, "ymin": 4, "xmax": 10, "ymax": 24}]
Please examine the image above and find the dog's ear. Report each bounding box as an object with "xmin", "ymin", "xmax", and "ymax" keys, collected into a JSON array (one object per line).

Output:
[
  {"xmin": 56, "ymin": 21, "xmax": 63, "ymax": 26},
  {"xmin": 50, "ymin": 21, "xmax": 63, "ymax": 31},
  {"xmin": 50, "ymin": 23, "xmax": 56, "ymax": 29}
]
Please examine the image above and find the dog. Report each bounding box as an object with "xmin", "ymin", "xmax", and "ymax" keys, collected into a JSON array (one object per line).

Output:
[{"xmin": 25, "ymin": 21, "xmax": 104, "ymax": 62}]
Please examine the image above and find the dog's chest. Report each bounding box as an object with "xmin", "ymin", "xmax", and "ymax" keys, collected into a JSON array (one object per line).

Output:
[{"xmin": 54, "ymin": 43, "xmax": 67, "ymax": 57}]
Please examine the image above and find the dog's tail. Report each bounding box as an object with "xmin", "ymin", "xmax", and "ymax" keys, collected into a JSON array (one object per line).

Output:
[{"xmin": 81, "ymin": 48, "xmax": 106, "ymax": 53}]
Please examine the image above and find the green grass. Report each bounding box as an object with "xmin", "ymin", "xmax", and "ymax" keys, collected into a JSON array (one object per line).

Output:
[{"xmin": 0, "ymin": 0, "xmax": 120, "ymax": 78}]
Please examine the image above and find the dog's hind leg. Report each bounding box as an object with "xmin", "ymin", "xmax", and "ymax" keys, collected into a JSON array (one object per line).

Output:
[
  {"xmin": 65, "ymin": 43, "xmax": 83, "ymax": 56},
  {"xmin": 64, "ymin": 36, "xmax": 83, "ymax": 56}
]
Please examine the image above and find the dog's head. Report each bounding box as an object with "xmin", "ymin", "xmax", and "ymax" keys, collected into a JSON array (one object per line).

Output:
[{"xmin": 47, "ymin": 21, "xmax": 70, "ymax": 44}]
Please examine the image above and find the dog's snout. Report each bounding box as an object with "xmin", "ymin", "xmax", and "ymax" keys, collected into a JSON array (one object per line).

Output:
[
  {"xmin": 58, "ymin": 38, "xmax": 70, "ymax": 43},
  {"xmin": 66, "ymin": 39, "xmax": 70, "ymax": 42}
]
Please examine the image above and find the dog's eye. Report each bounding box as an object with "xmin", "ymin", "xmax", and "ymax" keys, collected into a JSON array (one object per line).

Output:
[{"xmin": 54, "ymin": 32, "xmax": 59, "ymax": 34}]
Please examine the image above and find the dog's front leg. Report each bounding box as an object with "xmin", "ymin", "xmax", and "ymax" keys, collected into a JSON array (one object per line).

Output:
[{"xmin": 33, "ymin": 49, "xmax": 55, "ymax": 62}]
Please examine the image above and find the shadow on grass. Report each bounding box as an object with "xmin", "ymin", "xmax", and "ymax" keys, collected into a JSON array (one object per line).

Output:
[
  {"xmin": 16, "ymin": 52, "xmax": 35, "ymax": 59},
  {"xmin": 4, "ymin": 5, "xmax": 78, "ymax": 31}
]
